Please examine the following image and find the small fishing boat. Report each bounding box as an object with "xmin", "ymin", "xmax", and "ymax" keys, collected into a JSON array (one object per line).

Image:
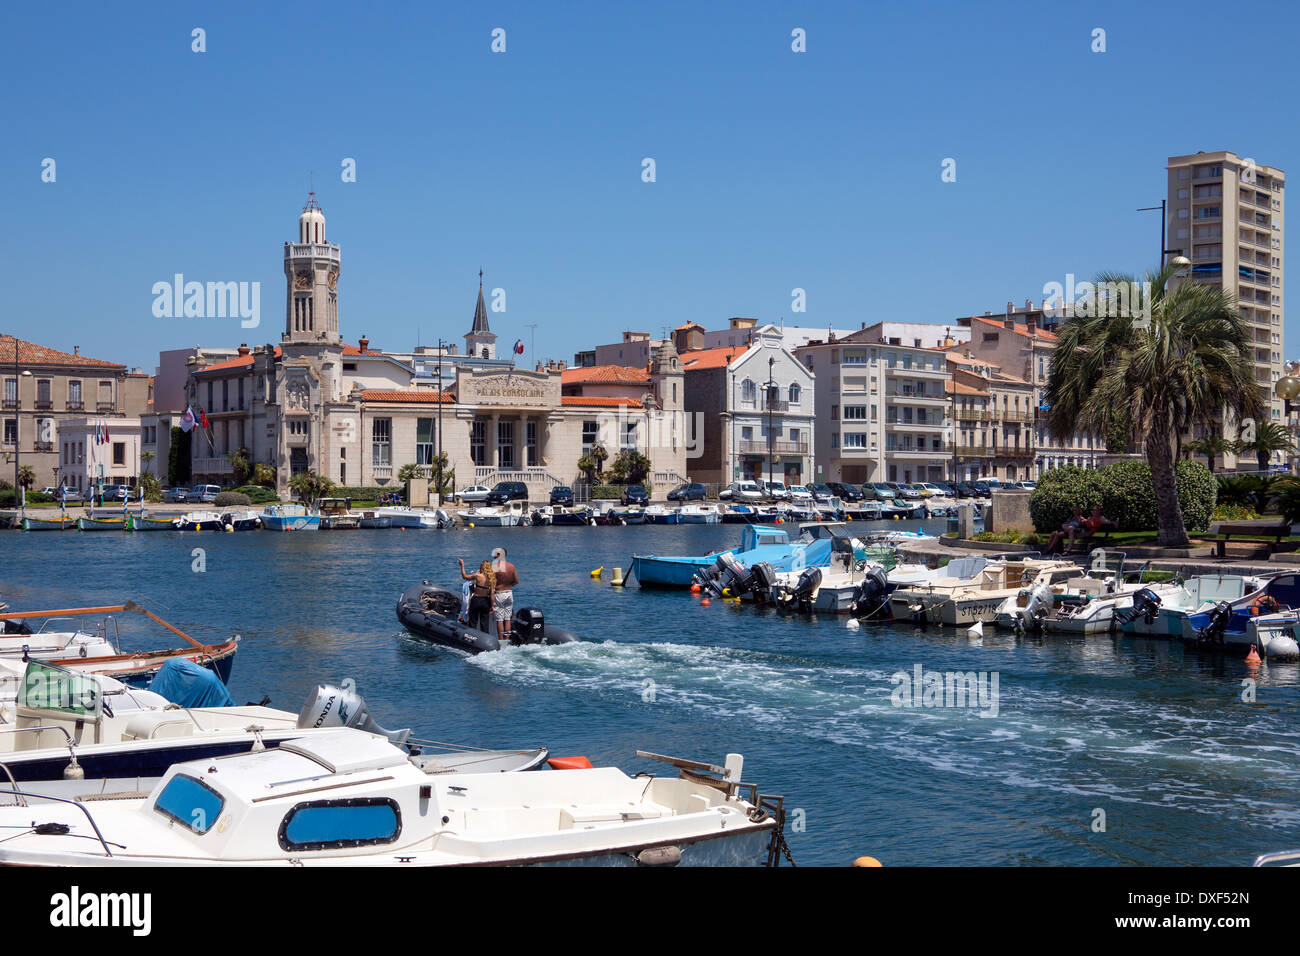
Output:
[
  {"xmin": 644, "ymin": 504, "xmax": 682, "ymax": 525},
  {"xmin": 175, "ymin": 509, "xmax": 224, "ymax": 531},
  {"xmin": 549, "ymin": 506, "xmax": 594, "ymax": 526},
  {"xmin": 993, "ymin": 551, "xmax": 1171, "ymax": 635},
  {"xmin": 677, "ymin": 503, "xmax": 724, "ymax": 524},
  {"xmin": 22, "ymin": 515, "xmax": 76, "ymax": 531},
  {"xmin": 356, "ymin": 509, "xmax": 394, "ymax": 529},
  {"xmin": 633, "ymin": 523, "xmax": 840, "ymax": 589},
  {"xmin": 610, "ymin": 506, "xmax": 648, "ymax": 525},
  {"xmin": 396, "ymin": 583, "xmax": 579, "ymax": 654},
  {"xmin": 721, "ymin": 505, "xmax": 762, "ymax": 524},
  {"xmin": 220, "ymin": 509, "xmax": 264, "ymax": 531},
  {"xmin": 77, "ymin": 516, "xmax": 127, "ymax": 531},
  {"xmin": 0, "ymin": 733, "xmax": 782, "ymax": 867},
  {"xmin": 318, "ymin": 497, "xmax": 360, "ymax": 530},
  {"xmin": 375, "ymin": 506, "xmax": 453, "ymax": 528},
  {"xmin": 127, "ymin": 513, "xmax": 178, "ymax": 531},
  {"xmin": 889, "ymin": 555, "xmax": 1082, "ymax": 626},
  {"xmin": 261, "ymin": 503, "xmax": 321, "ymax": 532}
]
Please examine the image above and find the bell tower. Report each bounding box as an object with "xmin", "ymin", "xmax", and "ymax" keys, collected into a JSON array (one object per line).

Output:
[
  {"xmin": 464, "ymin": 270, "xmax": 497, "ymax": 359},
  {"xmin": 283, "ymin": 192, "xmax": 341, "ymax": 344}
]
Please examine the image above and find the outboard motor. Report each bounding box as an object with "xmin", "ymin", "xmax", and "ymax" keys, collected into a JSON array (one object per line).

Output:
[
  {"xmin": 1197, "ymin": 601, "xmax": 1233, "ymax": 646},
  {"xmin": 850, "ymin": 566, "xmax": 890, "ymax": 618},
  {"xmin": 777, "ymin": 566, "xmax": 822, "ymax": 613},
  {"xmin": 511, "ymin": 607, "xmax": 546, "ymax": 645},
  {"xmin": 702, "ymin": 552, "xmax": 755, "ymax": 598},
  {"xmin": 747, "ymin": 561, "xmax": 779, "ymax": 603},
  {"xmin": 1116, "ymin": 587, "xmax": 1162, "ymax": 626},
  {"xmin": 1015, "ymin": 581, "xmax": 1053, "ymax": 634},
  {"xmin": 297, "ymin": 683, "xmax": 411, "ymax": 746}
]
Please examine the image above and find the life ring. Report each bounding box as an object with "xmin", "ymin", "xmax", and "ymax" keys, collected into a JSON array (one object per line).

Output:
[{"xmin": 1250, "ymin": 595, "xmax": 1280, "ymax": 616}]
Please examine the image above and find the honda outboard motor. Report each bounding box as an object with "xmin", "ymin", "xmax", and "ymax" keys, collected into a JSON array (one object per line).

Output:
[
  {"xmin": 1014, "ymin": 581, "xmax": 1053, "ymax": 634},
  {"xmin": 297, "ymin": 683, "xmax": 412, "ymax": 746},
  {"xmin": 1197, "ymin": 600, "xmax": 1233, "ymax": 646},
  {"xmin": 1116, "ymin": 587, "xmax": 1162, "ymax": 626},
  {"xmin": 512, "ymin": 607, "xmax": 546, "ymax": 645},
  {"xmin": 850, "ymin": 566, "xmax": 890, "ymax": 618}
]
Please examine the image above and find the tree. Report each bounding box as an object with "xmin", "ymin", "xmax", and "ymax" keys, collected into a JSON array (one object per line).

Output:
[
  {"xmin": 1236, "ymin": 421, "xmax": 1296, "ymax": 473},
  {"xmin": 609, "ymin": 449, "xmax": 651, "ymax": 485},
  {"xmin": 17, "ymin": 465, "xmax": 35, "ymax": 491},
  {"xmin": 228, "ymin": 446, "xmax": 251, "ymax": 486},
  {"xmin": 140, "ymin": 450, "xmax": 155, "ymax": 474},
  {"xmin": 253, "ymin": 463, "xmax": 276, "ymax": 488},
  {"xmin": 288, "ymin": 470, "xmax": 334, "ymax": 510},
  {"xmin": 577, "ymin": 442, "xmax": 607, "ymax": 483},
  {"xmin": 1044, "ymin": 263, "xmax": 1265, "ymax": 546},
  {"xmin": 1184, "ymin": 433, "xmax": 1234, "ymax": 473},
  {"xmin": 424, "ymin": 452, "xmax": 454, "ymax": 500}
]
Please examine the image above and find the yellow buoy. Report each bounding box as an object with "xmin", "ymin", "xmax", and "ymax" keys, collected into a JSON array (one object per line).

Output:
[
  {"xmin": 721, "ymin": 587, "xmax": 732, "ymax": 598},
  {"xmin": 590, "ymin": 566, "xmax": 604, "ymax": 579},
  {"xmin": 468, "ymin": 522, "xmax": 475, "ymax": 528},
  {"xmin": 611, "ymin": 567, "xmax": 624, "ymax": 586},
  {"xmin": 852, "ymin": 856, "xmax": 883, "ymax": 867}
]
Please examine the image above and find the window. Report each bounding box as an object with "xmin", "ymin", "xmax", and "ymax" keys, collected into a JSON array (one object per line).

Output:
[
  {"xmin": 741, "ymin": 379, "xmax": 756, "ymax": 405},
  {"xmin": 238, "ymin": 378, "xmax": 245, "ymax": 410},
  {"xmin": 621, "ymin": 421, "xmax": 638, "ymax": 453},
  {"xmin": 67, "ymin": 380, "xmax": 82, "ymax": 408},
  {"xmin": 416, "ymin": 418, "xmax": 434, "ymax": 465},
  {"xmin": 526, "ymin": 421, "xmax": 538, "ymax": 467},
  {"xmin": 788, "ymin": 383, "xmax": 800, "ymax": 405},
  {"xmin": 741, "ymin": 426, "xmax": 753, "ymax": 440},
  {"xmin": 841, "ymin": 351, "xmax": 866, "ymax": 365},
  {"xmin": 372, "ymin": 417, "xmax": 392, "ymax": 466},
  {"xmin": 581, "ymin": 420, "xmax": 598, "ymax": 455},
  {"xmin": 831, "ymin": 433, "xmax": 839, "ymax": 448},
  {"xmin": 471, "ymin": 421, "xmax": 486, "ymax": 466},
  {"xmin": 3, "ymin": 378, "xmax": 14, "ymax": 406},
  {"xmin": 3, "ymin": 419, "xmax": 15, "ymax": 445},
  {"xmin": 222, "ymin": 380, "xmax": 229, "ymax": 411},
  {"xmin": 206, "ymin": 381, "xmax": 213, "ymax": 410},
  {"xmin": 154, "ymin": 774, "xmax": 224, "ymax": 835},
  {"xmin": 278, "ymin": 798, "xmax": 401, "ymax": 852},
  {"xmin": 843, "ymin": 405, "xmax": 867, "ymax": 420},
  {"xmin": 36, "ymin": 379, "xmax": 51, "ymax": 406},
  {"xmin": 843, "ymin": 433, "xmax": 866, "ymax": 449},
  {"xmin": 498, "ymin": 420, "xmax": 514, "ymax": 469},
  {"xmin": 113, "ymin": 442, "xmax": 125, "ymax": 465}
]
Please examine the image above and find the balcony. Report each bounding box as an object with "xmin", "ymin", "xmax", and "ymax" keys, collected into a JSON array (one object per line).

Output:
[
  {"xmin": 284, "ymin": 243, "xmax": 341, "ymax": 263},
  {"xmin": 739, "ymin": 440, "xmax": 809, "ymax": 456},
  {"xmin": 955, "ymin": 445, "xmax": 994, "ymax": 458},
  {"xmin": 66, "ymin": 401, "xmax": 83, "ymax": 411},
  {"xmin": 2, "ymin": 399, "xmax": 16, "ymax": 410},
  {"xmin": 887, "ymin": 365, "xmax": 948, "ymax": 379},
  {"xmin": 885, "ymin": 446, "xmax": 948, "ymax": 459},
  {"xmin": 96, "ymin": 402, "xmax": 115, "ymax": 412},
  {"xmin": 34, "ymin": 441, "xmax": 53, "ymax": 453},
  {"xmin": 192, "ymin": 457, "xmax": 234, "ymax": 476},
  {"xmin": 884, "ymin": 419, "xmax": 943, "ymax": 430},
  {"xmin": 884, "ymin": 391, "xmax": 947, "ymax": 404},
  {"xmin": 34, "ymin": 400, "xmax": 52, "ymax": 410},
  {"xmin": 990, "ymin": 446, "xmax": 1036, "ymax": 459}
]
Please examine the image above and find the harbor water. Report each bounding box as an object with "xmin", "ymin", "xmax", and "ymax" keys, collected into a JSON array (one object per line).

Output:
[{"xmin": 3, "ymin": 520, "xmax": 1299, "ymax": 866}]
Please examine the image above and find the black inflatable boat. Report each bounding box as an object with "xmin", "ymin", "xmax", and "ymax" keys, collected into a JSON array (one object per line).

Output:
[{"xmin": 396, "ymin": 583, "xmax": 580, "ymax": 653}]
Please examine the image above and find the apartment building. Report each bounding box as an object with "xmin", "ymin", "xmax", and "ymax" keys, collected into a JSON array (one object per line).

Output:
[
  {"xmin": 680, "ymin": 324, "xmax": 815, "ymax": 487},
  {"xmin": 1167, "ymin": 150, "xmax": 1286, "ymax": 465},
  {"xmin": 944, "ymin": 354, "xmax": 1037, "ymax": 481},
  {"xmin": 795, "ymin": 323, "xmax": 969, "ymax": 485}
]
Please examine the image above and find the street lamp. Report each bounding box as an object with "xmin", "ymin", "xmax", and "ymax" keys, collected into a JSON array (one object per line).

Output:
[
  {"xmin": 1275, "ymin": 362, "xmax": 1300, "ymax": 473},
  {"xmin": 10, "ymin": 337, "xmax": 33, "ymax": 515},
  {"xmin": 767, "ymin": 356, "xmax": 775, "ymax": 493}
]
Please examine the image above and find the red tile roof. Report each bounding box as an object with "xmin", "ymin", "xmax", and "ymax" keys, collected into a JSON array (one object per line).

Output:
[
  {"xmin": 560, "ymin": 364, "xmax": 650, "ymax": 385},
  {"xmin": 680, "ymin": 345, "xmax": 746, "ymax": 370},
  {"xmin": 946, "ymin": 380, "xmax": 988, "ymax": 396},
  {"xmin": 361, "ymin": 389, "xmax": 455, "ymax": 404},
  {"xmin": 193, "ymin": 347, "xmax": 281, "ymax": 375},
  {"xmin": 560, "ymin": 395, "xmax": 643, "ymax": 408},
  {"xmin": 970, "ymin": 316, "xmax": 1058, "ymax": 342},
  {"xmin": 0, "ymin": 334, "xmax": 124, "ymax": 370},
  {"xmin": 342, "ymin": 344, "xmax": 386, "ymax": 356}
]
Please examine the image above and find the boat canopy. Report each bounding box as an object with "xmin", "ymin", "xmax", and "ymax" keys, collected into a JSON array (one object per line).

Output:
[
  {"xmin": 740, "ymin": 525, "xmax": 791, "ymax": 551},
  {"xmin": 149, "ymin": 657, "xmax": 234, "ymax": 708}
]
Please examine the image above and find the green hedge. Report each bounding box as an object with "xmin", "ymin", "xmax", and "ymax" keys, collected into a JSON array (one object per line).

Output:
[
  {"xmin": 332, "ymin": 485, "xmax": 393, "ymax": 500},
  {"xmin": 1029, "ymin": 460, "xmax": 1217, "ymax": 534},
  {"xmin": 231, "ymin": 485, "xmax": 280, "ymax": 504},
  {"xmin": 590, "ymin": 484, "xmax": 623, "ymax": 499},
  {"xmin": 214, "ymin": 492, "xmax": 252, "ymax": 507},
  {"xmin": 0, "ymin": 490, "xmax": 55, "ymax": 507}
]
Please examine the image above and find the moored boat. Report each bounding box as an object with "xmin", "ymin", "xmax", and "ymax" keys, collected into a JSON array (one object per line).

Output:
[
  {"xmin": 77, "ymin": 516, "xmax": 127, "ymax": 531},
  {"xmin": 261, "ymin": 503, "xmax": 320, "ymax": 532},
  {"xmin": 22, "ymin": 515, "xmax": 76, "ymax": 531},
  {"xmin": 127, "ymin": 514, "xmax": 178, "ymax": 531}
]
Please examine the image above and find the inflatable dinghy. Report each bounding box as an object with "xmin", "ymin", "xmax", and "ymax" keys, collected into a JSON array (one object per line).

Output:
[{"xmin": 396, "ymin": 584, "xmax": 579, "ymax": 653}]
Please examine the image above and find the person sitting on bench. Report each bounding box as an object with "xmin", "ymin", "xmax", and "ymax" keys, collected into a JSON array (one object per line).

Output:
[
  {"xmin": 1080, "ymin": 505, "xmax": 1118, "ymax": 542},
  {"xmin": 1045, "ymin": 507, "xmax": 1085, "ymax": 555}
]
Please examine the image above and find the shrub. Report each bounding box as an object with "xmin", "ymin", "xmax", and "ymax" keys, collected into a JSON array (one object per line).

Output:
[
  {"xmin": 590, "ymin": 484, "xmax": 622, "ymax": 499},
  {"xmin": 0, "ymin": 490, "xmax": 54, "ymax": 507},
  {"xmin": 1211, "ymin": 502, "xmax": 1260, "ymax": 521},
  {"xmin": 232, "ymin": 485, "xmax": 279, "ymax": 504},
  {"xmin": 331, "ymin": 486, "xmax": 392, "ymax": 501},
  {"xmin": 1029, "ymin": 460, "xmax": 1216, "ymax": 533},
  {"xmin": 214, "ymin": 491, "xmax": 252, "ymax": 507}
]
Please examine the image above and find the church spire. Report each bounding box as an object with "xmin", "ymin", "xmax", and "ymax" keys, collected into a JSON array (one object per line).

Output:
[
  {"xmin": 464, "ymin": 269, "xmax": 497, "ymax": 358},
  {"xmin": 471, "ymin": 269, "xmax": 491, "ymax": 334}
]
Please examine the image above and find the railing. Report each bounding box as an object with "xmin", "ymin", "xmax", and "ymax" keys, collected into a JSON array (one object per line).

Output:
[
  {"xmin": 653, "ymin": 471, "xmax": 687, "ymax": 487},
  {"xmin": 372, "ymin": 464, "xmax": 394, "ymax": 480},
  {"xmin": 192, "ymin": 457, "xmax": 234, "ymax": 475},
  {"xmin": 764, "ymin": 399, "xmax": 790, "ymax": 413},
  {"xmin": 66, "ymin": 401, "xmax": 83, "ymax": 411},
  {"xmin": 885, "ymin": 391, "xmax": 946, "ymax": 401},
  {"xmin": 738, "ymin": 440, "xmax": 808, "ymax": 455},
  {"xmin": 284, "ymin": 243, "xmax": 341, "ymax": 262},
  {"xmin": 96, "ymin": 402, "xmax": 114, "ymax": 412},
  {"xmin": 34, "ymin": 441, "xmax": 53, "ymax": 453},
  {"xmin": 1, "ymin": 400, "xmax": 15, "ymax": 409},
  {"xmin": 474, "ymin": 468, "xmax": 563, "ymax": 489},
  {"xmin": 884, "ymin": 419, "xmax": 943, "ymax": 428},
  {"xmin": 34, "ymin": 400, "xmax": 52, "ymax": 410}
]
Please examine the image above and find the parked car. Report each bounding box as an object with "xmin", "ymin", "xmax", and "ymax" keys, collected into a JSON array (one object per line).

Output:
[
  {"xmin": 970, "ymin": 481, "xmax": 992, "ymax": 497},
  {"xmin": 188, "ymin": 484, "xmax": 221, "ymax": 504},
  {"xmin": 1012, "ymin": 480, "xmax": 1037, "ymax": 491},
  {"xmin": 163, "ymin": 487, "xmax": 190, "ymax": 503},
  {"xmin": 786, "ymin": 484, "xmax": 813, "ymax": 502},
  {"xmin": 858, "ymin": 484, "xmax": 881, "ymax": 501},
  {"xmin": 754, "ymin": 479, "xmax": 790, "ymax": 501},
  {"xmin": 485, "ymin": 481, "xmax": 529, "ymax": 506},
  {"xmin": 827, "ymin": 482, "xmax": 863, "ymax": 502},
  {"xmin": 808, "ymin": 483, "xmax": 837, "ymax": 502},
  {"xmin": 723, "ymin": 481, "xmax": 764, "ymax": 501},
  {"xmin": 951, "ymin": 482, "xmax": 975, "ymax": 498},
  {"xmin": 456, "ymin": 485, "xmax": 491, "ymax": 504},
  {"xmin": 620, "ymin": 484, "xmax": 649, "ymax": 506},
  {"xmin": 890, "ymin": 482, "xmax": 923, "ymax": 500},
  {"xmin": 667, "ymin": 482, "xmax": 707, "ymax": 502},
  {"xmin": 931, "ymin": 482, "xmax": 958, "ymax": 497},
  {"xmin": 870, "ymin": 482, "xmax": 897, "ymax": 500},
  {"xmin": 549, "ymin": 486, "xmax": 574, "ymax": 506},
  {"xmin": 98, "ymin": 484, "xmax": 131, "ymax": 501}
]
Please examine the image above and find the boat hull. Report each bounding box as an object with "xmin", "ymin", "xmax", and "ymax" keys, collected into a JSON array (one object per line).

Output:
[
  {"xmin": 262, "ymin": 515, "xmax": 321, "ymax": 532},
  {"xmin": 22, "ymin": 517, "xmax": 76, "ymax": 531}
]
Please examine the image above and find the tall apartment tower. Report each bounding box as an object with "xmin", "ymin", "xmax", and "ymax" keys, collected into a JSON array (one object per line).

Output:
[{"xmin": 1166, "ymin": 151, "xmax": 1285, "ymax": 452}]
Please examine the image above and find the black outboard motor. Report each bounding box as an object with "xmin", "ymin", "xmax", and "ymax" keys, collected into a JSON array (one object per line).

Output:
[
  {"xmin": 700, "ymin": 552, "xmax": 760, "ymax": 599},
  {"xmin": 1116, "ymin": 587, "xmax": 1163, "ymax": 626},
  {"xmin": 850, "ymin": 565, "xmax": 890, "ymax": 618},
  {"xmin": 1197, "ymin": 600, "xmax": 1233, "ymax": 646},
  {"xmin": 747, "ymin": 562, "xmax": 779, "ymax": 603},
  {"xmin": 777, "ymin": 566, "xmax": 822, "ymax": 613},
  {"xmin": 512, "ymin": 607, "xmax": 546, "ymax": 645}
]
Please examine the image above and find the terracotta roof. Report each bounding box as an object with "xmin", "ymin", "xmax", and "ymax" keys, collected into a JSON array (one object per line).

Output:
[
  {"xmin": 194, "ymin": 347, "xmax": 282, "ymax": 375},
  {"xmin": 360, "ymin": 389, "xmax": 455, "ymax": 404},
  {"xmin": 674, "ymin": 322, "xmax": 704, "ymax": 332},
  {"xmin": 970, "ymin": 316, "xmax": 1058, "ymax": 342},
  {"xmin": 681, "ymin": 345, "xmax": 746, "ymax": 370},
  {"xmin": 0, "ymin": 334, "xmax": 124, "ymax": 370},
  {"xmin": 341, "ymin": 344, "xmax": 386, "ymax": 356},
  {"xmin": 560, "ymin": 395, "xmax": 643, "ymax": 408},
  {"xmin": 941, "ymin": 351, "xmax": 1002, "ymax": 370},
  {"xmin": 946, "ymin": 381, "xmax": 988, "ymax": 396},
  {"xmin": 560, "ymin": 364, "xmax": 650, "ymax": 385}
]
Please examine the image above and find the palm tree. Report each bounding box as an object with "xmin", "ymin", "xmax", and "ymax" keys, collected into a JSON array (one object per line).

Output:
[
  {"xmin": 1236, "ymin": 420, "xmax": 1296, "ymax": 473},
  {"xmin": 397, "ymin": 463, "xmax": 425, "ymax": 502},
  {"xmin": 1044, "ymin": 263, "xmax": 1265, "ymax": 546},
  {"xmin": 1184, "ymin": 433, "xmax": 1234, "ymax": 472},
  {"xmin": 16, "ymin": 465, "xmax": 34, "ymax": 491},
  {"xmin": 288, "ymin": 470, "xmax": 333, "ymax": 510},
  {"xmin": 140, "ymin": 450, "xmax": 155, "ymax": 474}
]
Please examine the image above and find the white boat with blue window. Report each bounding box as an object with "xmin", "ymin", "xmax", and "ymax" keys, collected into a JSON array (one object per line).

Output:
[
  {"xmin": 0, "ymin": 731, "xmax": 783, "ymax": 866},
  {"xmin": 632, "ymin": 523, "xmax": 840, "ymax": 589},
  {"xmin": 261, "ymin": 503, "xmax": 321, "ymax": 532}
]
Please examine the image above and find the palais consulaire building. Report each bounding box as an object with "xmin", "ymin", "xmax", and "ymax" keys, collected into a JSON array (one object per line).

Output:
[{"xmin": 184, "ymin": 197, "xmax": 688, "ymax": 498}]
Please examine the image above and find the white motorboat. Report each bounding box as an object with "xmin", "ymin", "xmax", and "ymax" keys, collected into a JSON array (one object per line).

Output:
[
  {"xmin": 677, "ymin": 503, "xmax": 724, "ymax": 524},
  {"xmin": 0, "ymin": 733, "xmax": 783, "ymax": 867},
  {"xmin": 175, "ymin": 509, "xmax": 224, "ymax": 531},
  {"xmin": 889, "ymin": 555, "xmax": 1082, "ymax": 626},
  {"xmin": 457, "ymin": 502, "xmax": 527, "ymax": 527},
  {"xmin": 375, "ymin": 506, "xmax": 454, "ymax": 529}
]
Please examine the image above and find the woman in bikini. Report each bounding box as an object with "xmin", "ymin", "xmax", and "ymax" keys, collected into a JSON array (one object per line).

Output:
[{"xmin": 458, "ymin": 558, "xmax": 496, "ymax": 633}]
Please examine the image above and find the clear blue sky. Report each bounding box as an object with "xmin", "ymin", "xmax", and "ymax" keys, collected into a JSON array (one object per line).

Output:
[{"xmin": 3, "ymin": 0, "xmax": 1298, "ymax": 372}]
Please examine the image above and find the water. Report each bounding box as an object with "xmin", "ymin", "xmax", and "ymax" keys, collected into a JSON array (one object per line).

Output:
[{"xmin": 3, "ymin": 520, "xmax": 1299, "ymax": 866}]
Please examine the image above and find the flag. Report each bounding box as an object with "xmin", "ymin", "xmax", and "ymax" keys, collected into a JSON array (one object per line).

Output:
[
  {"xmin": 513, "ymin": 339, "xmax": 525, "ymax": 355},
  {"xmin": 180, "ymin": 407, "xmax": 197, "ymax": 433},
  {"xmin": 200, "ymin": 408, "xmax": 210, "ymax": 429},
  {"xmin": 103, "ymin": 422, "xmax": 110, "ymax": 444}
]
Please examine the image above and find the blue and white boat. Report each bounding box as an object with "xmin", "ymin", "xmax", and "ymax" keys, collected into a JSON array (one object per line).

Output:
[
  {"xmin": 1118, "ymin": 571, "xmax": 1300, "ymax": 657},
  {"xmin": 261, "ymin": 503, "xmax": 320, "ymax": 532},
  {"xmin": 630, "ymin": 523, "xmax": 840, "ymax": 588},
  {"xmin": 644, "ymin": 505, "xmax": 682, "ymax": 525}
]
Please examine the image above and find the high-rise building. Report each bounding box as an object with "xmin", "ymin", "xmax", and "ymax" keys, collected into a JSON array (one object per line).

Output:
[{"xmin": 1166, "ymin": 150, "xmax": 1285, "ymax": 463}]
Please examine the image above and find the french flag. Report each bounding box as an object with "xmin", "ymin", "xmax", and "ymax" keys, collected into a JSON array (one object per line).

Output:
[{"xmin": 513, "ymin": 339, "xmax": 525, "ymax": 356}]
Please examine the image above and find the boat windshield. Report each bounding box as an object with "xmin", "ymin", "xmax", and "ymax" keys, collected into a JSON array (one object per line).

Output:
[
  {"xmin": 153, "ymin": 774, "xmax": 224, "ymax": 835},
  {"xmin": 18, "ymin": 659, "xmax": 104, "ymax": 719}
]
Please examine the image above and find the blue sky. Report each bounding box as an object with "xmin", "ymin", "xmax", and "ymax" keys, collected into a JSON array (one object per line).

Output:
[{"xmin": 3, "ymin": 0, "xmax": 1298, "ymax": 372}]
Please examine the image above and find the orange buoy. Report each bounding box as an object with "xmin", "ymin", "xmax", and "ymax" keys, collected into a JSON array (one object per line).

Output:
[
  {"xmin": 852, "ymin": 856, "xmax": 883, "ymax": 867},
  {"xmin": 689, "ymin": 583, "xmax": 701, "ymax": 593},
  {"xmin": 547, "ymin": 756, "xmax": 594, "ymax": 770},
  {"xmin": 700, "ymin": 598, "xmax": 711, "ymax": 606},
  {"xmin": 1246, "ymin": 645, "xmax": 1262, "ymax": 664}
]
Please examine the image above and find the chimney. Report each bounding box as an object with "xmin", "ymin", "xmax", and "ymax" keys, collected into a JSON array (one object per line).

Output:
[
  {"xmin": 1025, "ymin": 299, "xmax": 1032, "ymax": 310},
  {"xmin": 861, "ymin": 322, "xmax": 866, "ymax": 330},
  {"xmin": 1025, "ymin": 313, "xmax": 1037, "ymax": 333},
  {"xmin": 74, "ymin": 345, "xmax": 80, "ymax": 356},
  {"xmin": 358, "ymin": 336, "xmax": 370, "ymax": 352},
  {"xmin": 237, "ymin": 343, "xmax": 250, "ymax": 357}
]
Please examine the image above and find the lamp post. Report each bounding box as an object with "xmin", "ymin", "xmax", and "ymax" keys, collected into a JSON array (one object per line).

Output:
[
  {"xmin": 1275, "ymin": 362, "xmax": 1300, "ymax": 474},
  {"xmin": 11, "ymin": 339, "xmax": 33, "ymax": 516},
  {"xmin": 436, "ymin": 338, "xmax": 445, "ymax": 503},
  {"xmin": 767, "ymin": 356, "xmax": 775, "ymax": 494}
]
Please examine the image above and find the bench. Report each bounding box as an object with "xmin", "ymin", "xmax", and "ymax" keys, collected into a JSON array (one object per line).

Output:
[
  {"xmin": 1068, "ymin": 529, "xmax": 1113, "ymax": 554},
  {"xmin": 1205, "ymin": 520, "xmax": 1293, "ymax": 559}
]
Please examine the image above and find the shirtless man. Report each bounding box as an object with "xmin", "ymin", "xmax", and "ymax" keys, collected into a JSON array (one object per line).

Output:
[{"xmin": 492, "ymin": 547, "xmax": 520, "ymax": 643}]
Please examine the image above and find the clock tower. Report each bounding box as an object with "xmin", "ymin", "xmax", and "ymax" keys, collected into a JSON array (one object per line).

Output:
[{"xmin": 283, "ymin": 192, "xmax": 341, "ymax": 344}]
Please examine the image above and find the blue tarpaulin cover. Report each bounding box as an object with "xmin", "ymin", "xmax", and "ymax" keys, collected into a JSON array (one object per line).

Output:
[{"xmin": 149, "ymin": 657, "xmax": 234, "ymax": 708}]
